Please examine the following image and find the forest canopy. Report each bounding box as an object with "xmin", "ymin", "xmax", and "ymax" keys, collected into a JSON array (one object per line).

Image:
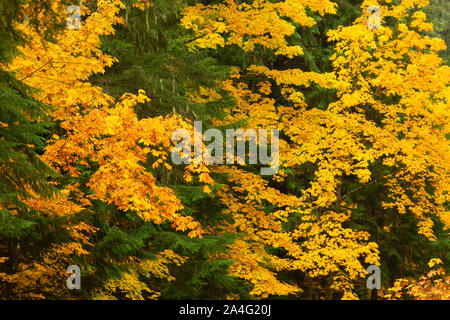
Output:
[{"xmin": 0, "ymin": 0, "xmax": 449, "ymax": 300}]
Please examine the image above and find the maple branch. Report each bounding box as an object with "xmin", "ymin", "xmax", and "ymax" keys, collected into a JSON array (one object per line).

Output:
[
  {"xmin": 184, "ymin": 28, "xmax": 219, "ymax": 44},
  {"xmin": 19, "ymin": 59, "xmax": 53, "ymax": 81},
  {"xmin": 184, "ymin": 33, "xmax": 208, "ymax": 44},
  {"xmin": 341, "ymin": 173, "xmax": 394, "ymax": 201}
]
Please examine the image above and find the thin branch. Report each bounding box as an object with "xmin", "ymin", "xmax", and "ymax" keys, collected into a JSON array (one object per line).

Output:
[
  {"xmin": 341, "ymin": 173, "xmax": 394, "ymax": 201},
  {"xmin": 19, "ymin": 59, "xmax": 53, "ymax": 81},
  {"xmin": 184, "ymin": 28, "xmax": 218, "ymax": 44}
]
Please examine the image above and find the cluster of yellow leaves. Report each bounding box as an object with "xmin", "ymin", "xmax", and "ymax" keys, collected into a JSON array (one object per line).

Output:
[
  {"xmin": 6, "ymin": 0, "xmax": 214, "ymax": 238},
  {"xmin": 385, "ymin": 259, "xmax": 450, "ymax": 300},
  {"xmin": 226, "ymin": 240, "xmax": 301, "ymax": 298},
  {"xmin": 43, "ymin": 91, "xmax": 209, "ymax": 237},
  {"xmin": 0, "ymin": 223, "xmax": 98, "ymax": 299},
  {"xmin": 181, "ymin": 0, "xmax": 336, "ymax": 57},
  {"xmin": 23, "ymin": 183, "xmax": 87, "ymax": 217},
  {"xmin": 1, "ymin": 0, "xmax": 216, "ymax": 298},
  {"xmin": 214, "ymin": 167, "xmax": 379, "ymax": 299},
  {"xmin": 327, "ymin": 0, "xmax": 450, "ymax": 240},
  {"xmin": 132, "ymin": 0, "xmax": 153, "ymax": 10},
  {"xmin": 92, "ymin": 250, "xmax": 186, "ymax": 300},
  {"xmin": 186, "ymin": 86, "xmax": 222, "ymax": 104},
  {"xmin": 183, "ymin": 0, "xmax": 449, "ymax": 299},
  {"xmin": 8, "ymin": 0, "xmax": 124, "ymax": 120}
]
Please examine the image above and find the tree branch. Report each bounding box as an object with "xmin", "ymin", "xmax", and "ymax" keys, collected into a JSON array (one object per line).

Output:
[
  {"xmin": 341, "ymin": 173, "xmax": 394, "ymax": 201},
  {"xmin": 19, "ymin": 59, "xmax": 53, "ymax": 81}
]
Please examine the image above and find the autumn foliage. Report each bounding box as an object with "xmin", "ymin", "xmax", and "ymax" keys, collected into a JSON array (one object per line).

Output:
[{"xmin": 0, "ymin": 0, "xmax": 448, "ymax": 300}]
